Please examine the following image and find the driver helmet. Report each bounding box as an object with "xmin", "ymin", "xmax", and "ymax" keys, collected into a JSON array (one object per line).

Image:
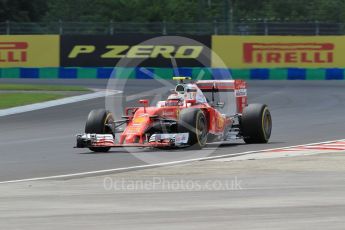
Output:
[{"xmin": 166, "ymin": 93, "xmax": 184, "ymax": 106}]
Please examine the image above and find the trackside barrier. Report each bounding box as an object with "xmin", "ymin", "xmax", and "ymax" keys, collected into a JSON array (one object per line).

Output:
[
  {"xmin": 1, "ymin": 35, "xmax": 345, "ymax": 80},
  {"xmin": 0, "ymin": 67, "xmax": 344, "ymax": 80}
]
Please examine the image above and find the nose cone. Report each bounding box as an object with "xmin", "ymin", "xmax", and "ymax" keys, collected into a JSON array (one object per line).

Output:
[{"xmin": 125, "ymin": 134, "xmax": 140, "ymax": 144}]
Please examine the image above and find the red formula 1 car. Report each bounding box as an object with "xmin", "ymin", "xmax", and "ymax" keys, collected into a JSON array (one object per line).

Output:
[{"xmin": 76, "ymin": 77, "xmax": 272, "ymax": 152}]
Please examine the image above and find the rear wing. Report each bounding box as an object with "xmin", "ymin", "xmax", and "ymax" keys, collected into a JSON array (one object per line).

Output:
[{"xmin": 196, "ymin": 80, "xmax": 247, "ymax": 113}]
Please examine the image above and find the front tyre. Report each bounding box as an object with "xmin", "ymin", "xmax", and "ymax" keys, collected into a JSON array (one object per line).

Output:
[
  {"xmin": 85, "ymin": 109, "xmax": 114, "ymax": 152},
  {"xmin": 241, "ymin": 104, "xmax": 272, "ymax": 144},
  {"xmin": 178, "ymin": 108, "xmax": 208, "ymax": 149}
]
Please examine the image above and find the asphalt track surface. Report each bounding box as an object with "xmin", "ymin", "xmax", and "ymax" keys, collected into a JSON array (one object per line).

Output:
[{"xmin": 1, "ymin": 79, "xmax": 345, "ymax": 182}]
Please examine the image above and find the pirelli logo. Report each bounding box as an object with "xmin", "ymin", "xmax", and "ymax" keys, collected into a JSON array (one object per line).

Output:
[
  {"xmin": 60, "ymin": 35, "xmax": 211, "ymax": 67},
  {"xmin": 0, "ymin": 42, "xmax": 28, "ymax": 62},
  {"xmin": 67, "ymin": 45, "xmax": 203, "ymax": 59},
  {"xmin": 243, "ymin": 43, "xmax": 334, "ymax": 64}
]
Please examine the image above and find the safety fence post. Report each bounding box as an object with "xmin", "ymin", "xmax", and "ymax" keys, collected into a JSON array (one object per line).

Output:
[
  {"xmin": 110, "ymin": 20, "xmax": 114, "ymax": 35},
  {"xmin": 214, "ymin": 20, "xmax": 218, "ymax": 35},
  {"xmin": 6, "ymin": 20, "xmax": 10, "ymax": 34},
  {"xmin": 59, "ymin": 19, "xmax": 63, "ymax": 34}
]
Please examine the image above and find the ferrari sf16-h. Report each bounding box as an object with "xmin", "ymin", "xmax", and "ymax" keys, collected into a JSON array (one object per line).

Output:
[{"xmin": 76, "ymin": 77, "xmax": 272, "ymax": 152}]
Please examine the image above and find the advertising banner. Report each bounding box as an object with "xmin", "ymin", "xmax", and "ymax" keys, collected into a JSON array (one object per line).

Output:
[
  {"xmin": 0, "ymin": 35, "xmax": 59, "ymax": 67},
  {"xmin": 212, "ymin": 36, "xmax": 345, "ymax": 68},
  {"xmin": 60, "ymin": 35, "xmax": 211, "ymax": 67}
]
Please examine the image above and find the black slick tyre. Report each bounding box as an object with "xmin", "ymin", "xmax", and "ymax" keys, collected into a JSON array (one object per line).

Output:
[
  {"xmin": 241, "ymin": 104, "xmax": 272, "ymax": 144},
  {"xmin": 178, "ymin": 108, "xmax": 208, "ymax": 149},
  {"xmin": 85, "ymin": 109, "xmax": 114, "ymax": 152}
]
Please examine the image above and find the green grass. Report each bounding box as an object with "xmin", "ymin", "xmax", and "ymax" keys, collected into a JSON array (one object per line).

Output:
[
  {"xmin": 0, "ymin": 93, "xmax": 65, "ymax": 109},
  {"xmin": 0, "ymin": 84, "xmax": 89, "ymax": 91}
]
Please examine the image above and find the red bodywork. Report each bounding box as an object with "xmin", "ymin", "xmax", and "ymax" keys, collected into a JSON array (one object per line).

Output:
[
  {"xmin": 117, "ymin": 80, "xmax": 247, "ymax": 146},
  {"xmin": 79, "ymin": 79, "xmax": 248, "ymax": 148}
]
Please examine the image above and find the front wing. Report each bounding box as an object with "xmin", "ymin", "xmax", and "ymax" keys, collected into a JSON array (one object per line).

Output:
[{"xmin": 75, "ymin": 133, "xmax": 190, "ymax": 149}]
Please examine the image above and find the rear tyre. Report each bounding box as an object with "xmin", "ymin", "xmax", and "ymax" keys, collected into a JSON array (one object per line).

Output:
[
  {"xmin": 85, "ymin": 109, "xmax": 114, "ymax": 152},
  {"xmin": 241, "ymin": 104, "xmax": 272, "ymax": 144},
  {"xmin": 178, "ymin": 108, "xmax": 208, "ymax": 149}
]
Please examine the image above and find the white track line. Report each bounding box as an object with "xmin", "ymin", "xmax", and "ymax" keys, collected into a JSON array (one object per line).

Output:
[
  {"xmin": 0, "ymin": 90, "xmax": 122, "ymax": 117},
  {"xmin": 1, "ymin": 138, "xmax": 344, "ymax": 184}
]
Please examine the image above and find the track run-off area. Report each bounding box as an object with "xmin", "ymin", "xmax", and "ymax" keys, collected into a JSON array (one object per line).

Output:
[{"xmin": 1, "ymin": 79, "xmax": 345, "ymax": 182}]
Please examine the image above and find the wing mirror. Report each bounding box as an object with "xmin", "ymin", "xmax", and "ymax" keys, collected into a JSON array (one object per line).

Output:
[
  {"xmin": 139, "ymin": 99, "xmax": 149, "ymax": 112},
  {"xmin": 215, "ymin": 102, "xmax": 225, "ymax": 108},
  {"xmin": 139, "ymin": 99, "xmax": 149, "ymax": 105}
]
